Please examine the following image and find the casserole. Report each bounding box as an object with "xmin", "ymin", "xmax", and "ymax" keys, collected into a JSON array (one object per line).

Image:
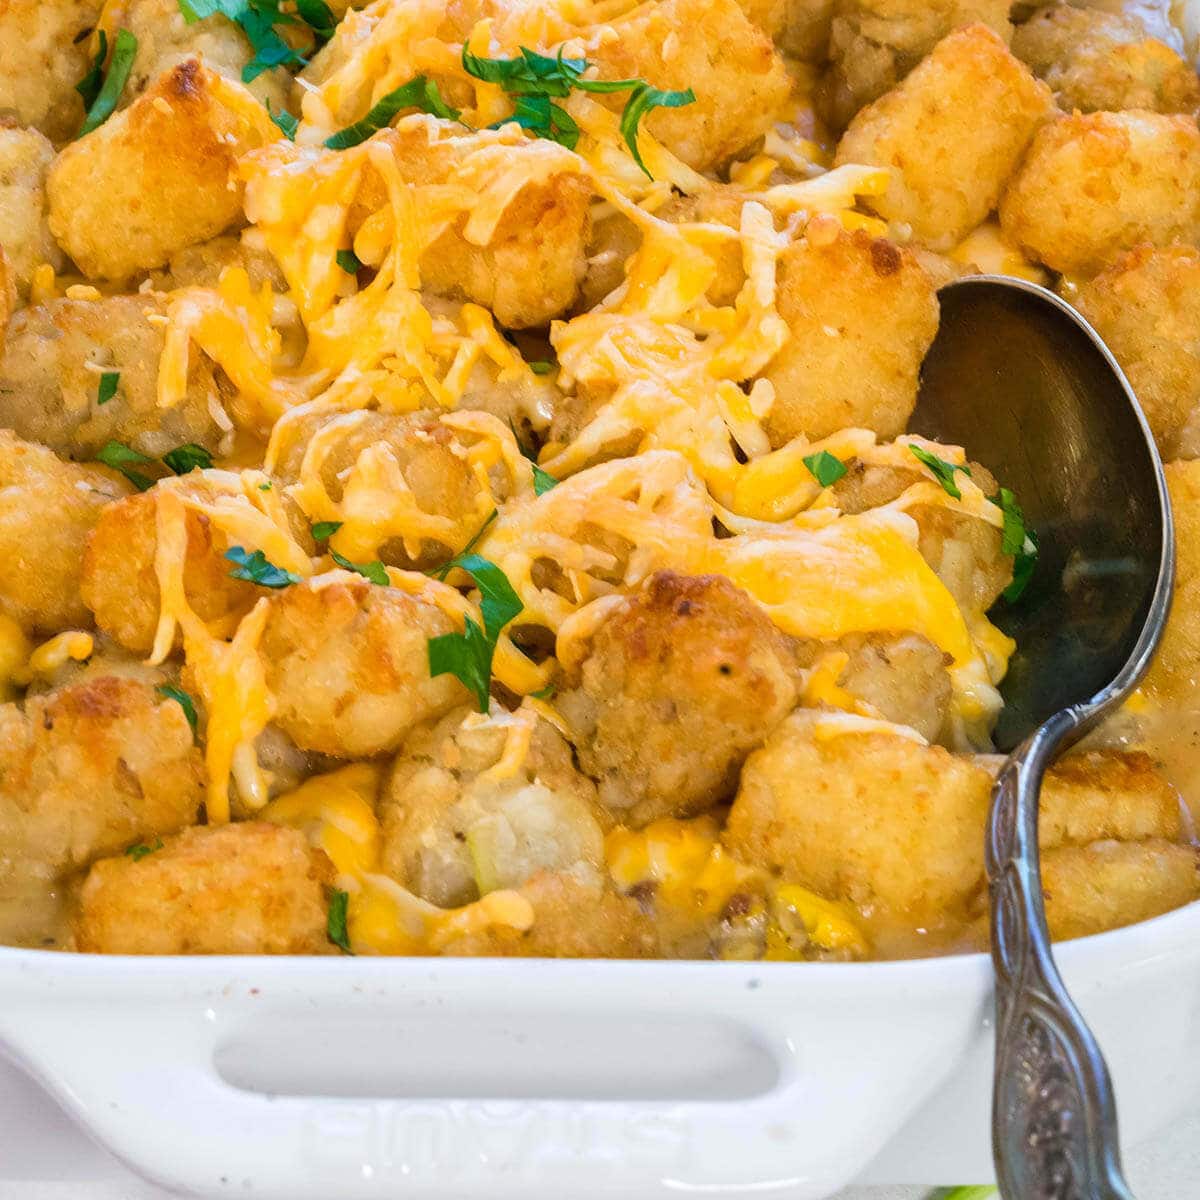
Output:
[{"xmin": 1, "ymin": 902, "xmax": 1199, "ymax": 1199}]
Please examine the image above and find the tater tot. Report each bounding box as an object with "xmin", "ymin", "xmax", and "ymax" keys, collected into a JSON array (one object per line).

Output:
[
  {"xmin": 726, "ymin": 710, "xmax": 992, "ymax": 922},
  {"xmin": 835, "ymin": 24, "xmax": 1052, "ymax": 250},
  {"xmin": 757, "ymin": 220, "xmax": 939, "ymax": 445},
  {"xmin": 0, "ymin": 293, "xmax": 227, "ymax": 458},
  {"xmin": 113, "ymin": 0, "xmax": 290, "ymax": 110},
  {"xmin": 47, "ymin": 59, "xmax": 279, "ymax": 280},
  {"xmin": 0, "ymin": 0, "xmax": 99, "ymax": 142},
  {"xmin": 74, "ymin": 822, "xmax": 334, "ymax": 954},
  {"xmin": 0, "ymin": 430, "xmax": 130, "ymax": 634},
  {"xmin": 1012, "ymin": 6, "xmax": 1200, "ymax": 116},
  {"xmin": 81, "ymin": 482, "xmax": 260, "ymax": 654},
  {"xmin": 819, "ymin": 0, "xmax": 1013, "ymax": 131},
  {"xmin": 259, "ymin": 577, "xmax": 467, "ymax": 758},
  {"xmin": 1143, "ymin": 460, "xmax": 1200, "ymax": 704},
  {"xmin": 0, "ymin": 675, "xmax": 204, "ymax": 882},
  {"xmin": 1072, "ymin": 246, "xmax": 1200, "ymax": 458},
  {"xmin": 1000, "ymin": 110, "xmax": 1200, "ymax": 278},
  {"xmin": 269, "ymin": 409, "xmax": 496, "ymax": 570},
  {"xmin": 382, "ymin": 706, "xmax": 605, "ymax": 907},
  {"xmin": 355, "ymin": 122, "xmax": 591, "ymax": 329},
  {"xmin": 147, "ymin": 234, "xmax": 287, "ymax": 292},
  {"xmin": 586, "ymin": 0, "xmax": 792, "ymax": 171},
  {"xmin": 435, "ymin": 868, "xmax": 659, "ymax": 958},
  {"xmin": 0, "ymin": 125, "xmax": 63, "ymax": 296},
  {"xmin": 558, "ymin": 572, "xmax": 801, "ymax": 826}
]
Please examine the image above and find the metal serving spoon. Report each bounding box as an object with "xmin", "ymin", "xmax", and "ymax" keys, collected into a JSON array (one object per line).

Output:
[{"xmin": 910, "ymin": 275, "xmax": 1175, "ymax": 1200}]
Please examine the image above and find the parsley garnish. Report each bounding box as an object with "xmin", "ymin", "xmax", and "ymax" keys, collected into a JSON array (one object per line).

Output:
[
  {"xmin": 428, "ymin": 555, "xmax": 523, "ymax": 711},
  {"xmin": 527, "ymin": 359, "xmax": 555, "ymax": 375},
  {"xmin": 125, "ymin": 837, "xmax": 164, "ymax": 862},
  {"xmin": 162, "ymin": 443, "xmax": 213, "ymax": 475},
  {"xmin": 96, "ymin": 371, "xmax": 119, "ymax": 407},
  {"xmin": 325, "ymin": 77, "xmax": 460, "ymax": 149},
  {"xmin": 294, "ymin": 0, "xmax": 336, "ymax": 41},
  {"xmin": 75, "ymin": 30, "xmax": 109, "ymax": 109},
  {"xmin": 532, "ymin": 463, "xmax": 558, "ymax": 495},
  {"xmin": 428, "ymin": 509, "xmax": 498, "ymax": 581},
  {"xmin": 311, "ymin": 520, "xmax": 343, "ymax": 542},
  {"xmin": 155, "ymin": 684, "xmax": 199, "ymax": 734},
  {"xmin": 178, "ymin": 1, "xmax": 317, "ymax": 81},
  {"xmin": 95, "ymin": 440, "xmax": 156, "ymax": 491},
  {"xmin": 327, "ymin": 889, "xmax": 353, "ymax": 954},
  {"xmin": 909, "ymin": 444, "xmax": 972, "ymax": 501},
  {"xmin": 77, "ymin": 28, "xmax": 137, "ymax": 138},
  {"xmin": 330, "ymin": 549, "xmax": 388, "ymax": 585},
  {"xmin": 225, "ymin": 546, "xmax": 301, "ymax": 588},
  {"xmin": 335, "ymin": 249, "xmax": 361, "ymax": 274},
  {"xmin": 802, "ymin": 450, "xmax": 847, "ymax": 488},
  {"xmin": 460, "ymin": 46, "xmax": 694, "ymax": 176},
  {"xmin": 994, "ymin": 487, "xmax": 1039, "ymax": 604},
  {"xmin": 267, "ymin": 101, "xmax": 298, "ymax": 139},
  {"xmin": 530, "ymin": 683, "xmax": 557, "ymax": 700},
  {"xmin": 258, "ymin": 481, "xmax": 272, "ymax": 491}
]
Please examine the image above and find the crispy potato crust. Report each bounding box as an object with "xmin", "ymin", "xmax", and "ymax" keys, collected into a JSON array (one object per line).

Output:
[
  {"xmin": 1000, "ymin": 110, "xmax": 1200, "ymax": 277},
  {"xmin": 559, "ymin": 571, "xmax": 801, "ymax": 826},
  {"xmin": 836, "ymin": 23, "xmax": 1052, "ymax": 250},
  {"xmin": 0, "ymin": 675, "xmax": 203, "ymax": 882},
  {"xmin": 47, "ymin": 59, "xmax": 278, "ymax": 279},
  {"xmin": 74, "ymin": 822, "xmax": 334, "ymax": 954},
  {"xmin": 0, "ymin": 430, "xmax": 130, "ymax": 634},
  {"xmin": 759, "ymin": 221, "xmax": 939, "ymax": 444},
  {"xmin": 0, "ymin": 125, "xmax": 62, "ymax": 296}
]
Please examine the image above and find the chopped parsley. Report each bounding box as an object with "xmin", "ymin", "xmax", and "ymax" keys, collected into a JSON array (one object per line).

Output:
[
  {"xmin": 994, "ymin": 486, "xmax": 1039, "ymax": 604},
  {"xmin": 461, "ymin": 45, "xmax": 694, "ymax": 176},
  {"xmin": 178, "ymin": 0, "xmax": 326, "ymax": 81},
  {"xmin": 155, "ymin": 684, "xmax": 199, "ymax": 734},
  {"xmin": 532, "ymin": 463, "xmax": 558, "ymax": 495},
  {"xmin": 325, "ymin": 76, "xmax": 460, "ymax": 149},
  {"xmin": 294, "ymin": 0, "xmax": 336, "ymax": 42},
  {"xmin": 327, "ymin": 889, "xmax": 353, "ymax": 954},
  {"xmin": 428, "ymin": 509, "xmax": 498, "ymax": 581},
  {"xmin": 335, "ymin": 249, "xmax": 361, "ymax": 275},
  {"xmin": 162, "ymin": 443, "xmax": 213, "ymax": 476},
  {"xmin": 530, "ymin": 683, "xmax": 557, "ymax": 701},
  {"xmin": 125, "ymin": 837, "xmax": 164, "ymax": 862},
  {"xmin": 96, "ymin": 370, "xmax": 120, "ymax": 407},
  {"xmin": 427, "ymin": 555, "xmax": 523, "ymax": 711},
  {"xmin": 95, "ymin": 440, "xmax": 156, "ymax": 491},
  {"xmin": 258, "ymin": 480, "xmax": 273, "ymax": 491},
  {"xmin": 909, "ymin": 444, "xmax": 972, "ymax": 501},
  {"xmin": 330, "ymin": 550, "xmax": 388, "ymax": 585},
  {"xmin": 311, "ymin": 520, "xmax": 343, "ymax": 542},
  {"xmin": 77, "ymin": 28, "xmax": 137, "ymax": 138},
  {"xmin": 267, "ymin": 101, "xmax": 298, "ymax": 139},
  {"xmin": 225, "ymin": 546, "xmax": 301, "ymax": 588},
  {"xmin": 802, "ymin": 450, "xmax": 847, "ymax": 488},
  {"xmin": 527, "ymin": 359, "xmax": 555, "ymax": 375},
  {"xmin": 74, "ymin": 30, "xmax": 109, "ymax": 109}
]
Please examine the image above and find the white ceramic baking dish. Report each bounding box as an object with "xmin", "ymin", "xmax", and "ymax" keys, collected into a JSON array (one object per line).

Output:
[{"xmin": 1, "ymin": 898, "xmax": 1198, "ymax": 1200}]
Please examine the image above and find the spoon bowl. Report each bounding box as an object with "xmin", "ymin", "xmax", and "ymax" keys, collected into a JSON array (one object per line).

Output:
[{"xmin": 911, "ymin": 275, "xmax": 1175, "ymax": 1200}]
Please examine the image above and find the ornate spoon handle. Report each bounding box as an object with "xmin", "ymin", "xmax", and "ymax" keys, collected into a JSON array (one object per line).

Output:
[{"xmin": 987, "ymin": 710, "xmax": 1136, "ymax": 1200}]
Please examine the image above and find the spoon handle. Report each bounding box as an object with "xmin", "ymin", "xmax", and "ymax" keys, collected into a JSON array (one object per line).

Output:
[{"xmin": 987, "ymin": 711, "xmax": 1136, "ymax": 1200}]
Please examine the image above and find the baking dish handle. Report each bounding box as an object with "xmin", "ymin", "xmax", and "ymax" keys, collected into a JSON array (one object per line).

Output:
[{"xmin": 0, "ymin": 961, "xmax": 984, "ymax": 1200}]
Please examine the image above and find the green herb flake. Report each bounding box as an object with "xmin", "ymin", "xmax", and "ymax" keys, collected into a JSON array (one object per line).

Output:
[
  {"xmin": 335, "ymin": 248, "xmax": 361, "ymax": 275},
  {"xmin": 327, "ymin": 888, "xmax": 353, "ymax": 954},
  {"xmin": 294, "ymin": 0, "xmax": 336, "ymax": 41},
  {"xmin": 155, "ymin": 684, "xmax": 199, "ymax": 734},
  {"xmin": 530, "ymin": 683, "xmax": 557, "ymax": 701},
  {"xmin": 78, "ymin": 28, "xmax": 137, "ymax": 138},
  {"xmin": 225, "ymin": 545, "xmax": 301, "ymax": 588},
  {"xmin": 96, "ymin": 370, "xmax": 120, "ymax": 407},
  {"xmin": 325, "ymin": 76, "xmax": 460, "ymax": 149},
  {"xmin": 267, "ymin": 101, "xmax": 298, "ymax": 139},
  {"xmin": 125, "ymin": 837, "xmax": 164, "ymax": 862},
  {"xmin": 802, "ymin": 450, "xmax": 847, "ymax": 488},
  {"xmin": 427, "ymin": 555, "xmax": 524, "ymax": 712},
  {"xmin": 330, "ymin": 549, "xmax": 389, "ymax": 586},
  {"xmin": 995, "ymin": 486, "xmax": 1039, "ymax": 604},
  {"xmin": 532, "ymin": 463, "xmax": 558, "ymax": 495},
  {"xmin": 527, "ymin": 359, "xmax": 555, "ymax": 375},
  {"xmin": 258, "ymin": 481, "xmax": 273, "ymax": 491},
  {"xmin": 74, "ymin": 29, "xmax": 109, "ymax": 109},
  {"xmin": 429, "ymin": 509, "xmax": 498, "ymax": 580},
  {"xmin": 311, "ymin": 520, "xmax": 343, "ymax": 542},
  {"xmin": 162, "ymin": 442, "xmax": 214, "ymax": 476},
  {"xmin": 618, "ymin": 84, "xmax": 695, "ymax": 177},
  {"xmin": 908, "ymin": 444, "xmax": 972, "ymax": 501},
  {"xmin": 95, "ymin": 440, "xmax": 156, "ymax": 491},
  {"xmin": 178, "ymin": 1, "xmax": 307, "ymax": 81}
]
